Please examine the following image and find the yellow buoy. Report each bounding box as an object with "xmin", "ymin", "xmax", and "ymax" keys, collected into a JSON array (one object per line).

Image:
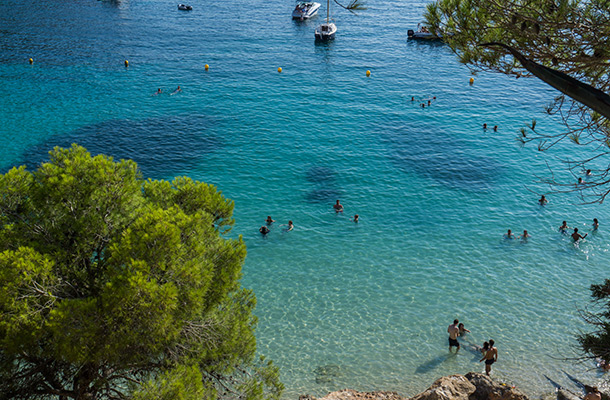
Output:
[
  {"xmin": 278, "ymin": 67, "xmax": 282, "ymax": 73},
  {"xmin": 366, "ymin": 70, "xmax": 371, "ymax": 77},
  {"xmin": 205, "ymin": 64, "xmax": 209, "ymax": 71},
  {"xmin": 469, "ymin": 77, "xmax": 475, "ymax": 84},
  {"xmin": 29, "ymin": 58, "xmax": 33, "ymax": 64},
  {"xmin": 124, "ymin": 60, "xmax": 129, "ymax": 67}
]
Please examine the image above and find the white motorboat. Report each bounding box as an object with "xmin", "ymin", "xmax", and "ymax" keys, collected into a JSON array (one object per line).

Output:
[
  {"xmin": 314, "ymin": 0, "xmax": 336, "ymax": 40},
  {"xmin": 178, "ymin": 4, "xmax": 193, "ymax": 11},
  {"xmin": 292, "ymin": 2, "xmax": 321, "ymax": 19},
  {"xmin": 407, "ymin": 24, "xmax": 442, "ymax": 40}
]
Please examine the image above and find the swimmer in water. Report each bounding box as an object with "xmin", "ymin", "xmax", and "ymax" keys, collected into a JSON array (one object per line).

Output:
[
  {"xmin": 153, "ymin": 88, "xmax": 162, "ymax": 96},
  {"xmin": 282, "ymin": 220, "xmax": 294, "ymax": 232},
  {"xmin": 458, "ymin": 323, "xmax": 470, "ymax": 336},
  {"xmin": 483, "ymin": 123, "xmax": 488, "ymax": 130},
  {"xmin": 259, "ymin": 226, "xmax": 270, "ymax": 235},
  {"xmin": 170, "ymin": 85, "xmax": 182, "ymax": 95},
  {"xmin": 266, "ymin": 216, "xmax": 275, "ymax": 225},
  {"xmin": 593, "ymin": 218, "xmax": 599, "ymax": 230},
  {"xmin": 520, "ymin": 230, "xmax": 530, "ymax": 240},
  {"xmin": 578, "ymin": 177, "xmax": 585, "ymax": 185},
  {"xmin": 571, "ymin": 227, "xmax": 587, "ymax": 242},
  {"xmin": 538, "ymin": 195, "xmax": 548, "ymax": 205},
  {"xmin": 353, "ymin": 214, "xmax": 359, "ymax": 223},
  {"xmin": 586, "ymin": 169, "xmax": 592, "ymax": 176},
  {"xmin": 481, "ymin": 341, "xmax": 490, "ymax": 354},
  {"xmin": 559, "ymin": 221, "xmax": 569, "ymax": 233},
  {"xmin": 493, "ymin": 125, "xmax": 498, "ymax": 132},
  {"xmin": 504, "ymin": 229, "xmax": 516, "ymax": 239},
  {"xmin": 333, "ymin": 200, "xmax": 344, "ymax": 213}
]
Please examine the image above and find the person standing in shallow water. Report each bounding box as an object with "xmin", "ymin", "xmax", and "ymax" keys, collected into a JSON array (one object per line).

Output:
[
  {"xmin": 333, "ymin": 200, "xmax": 344, "ymax": 212},
  {"xmin": 447, "ymin": 319, "xmax": 460, "ymax": 352},
  {"xmin": 479, "ymin": 339, "xmax": 498, "ymax": 375},
  {"xmin": 572, "ymin": 227, "xmax": 587, "ymax": 242}
]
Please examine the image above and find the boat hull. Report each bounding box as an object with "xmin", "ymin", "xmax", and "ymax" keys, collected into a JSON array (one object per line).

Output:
[
  {"xmin": 292, "ymin": 2, "xmax": 321, "ymax": 19},
  {"xmin": 407, "ymin": 29, "xmax": 442, "ymax": 40},
  {"xmin": 315, "ymin": 22, "xmax": 336, "ymax": 40}
]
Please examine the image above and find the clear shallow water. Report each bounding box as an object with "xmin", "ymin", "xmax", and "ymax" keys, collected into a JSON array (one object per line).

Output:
[{"xmin": 1, "ymin": 0, "xmax": 609, "ymax": 397}]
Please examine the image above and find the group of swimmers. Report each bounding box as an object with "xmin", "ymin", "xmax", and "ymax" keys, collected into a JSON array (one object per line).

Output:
[
  {"xmin": 259, "ymin": 217, "xmax": 293, "ymax": 235},
  {"xmin": 152, "ymin": 86, "xmax": 182, "ymax": 96},
  {"xmin": 447, "ymin": 319, "xmax": 498, "ymax": 376},
  {"xmin": 504, "ymin": 218, "xmax": 598, "ymax": 243},
  {"xmin": 559, "ymin": 219, "xmax": 598, "ymax": 242},
  {"xmin": 503, "ymin": 193, "xmax": 600, "ymax": 243},
  {"xmin": 258, "ymin": 199, "xmax": 358, "ymax": 236},
  {"xmin": 482, "ymin": 123, "xmax": 498, "ymax": 132},
  {"xmin": 411, "ymin": 95, "xmax": 437, "ymax": 108}
]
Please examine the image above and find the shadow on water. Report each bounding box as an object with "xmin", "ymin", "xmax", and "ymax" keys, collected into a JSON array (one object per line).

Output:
[
  {"xmin": 305, "ymin": 165, "xmax": 342, "ymax": 203},
  {"xmin": 313, "ymin": 364, "xmax": 343, "ymax": 385},
  {"xmin": 415, "ymin": 352, "xmax": 456, "ymax": 374},
  {"xmin": 11, "ymin": 114, "xmax": 221, "ymax": 179},
  {"xmin": 378, "ymin": 123, "xmax": 499, "ymax": 192},
  {"xmin": 461, "ymin": 339, "xmax": 486, "ymax": 361},
  {"xmin": 306, "ymin": 166, "xmax": 336, "ymax": 183}
]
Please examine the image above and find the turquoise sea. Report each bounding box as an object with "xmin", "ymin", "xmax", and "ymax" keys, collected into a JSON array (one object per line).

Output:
[{"xmin": 1, "ymin": 0, "xmax": 609, "ymax": 397}]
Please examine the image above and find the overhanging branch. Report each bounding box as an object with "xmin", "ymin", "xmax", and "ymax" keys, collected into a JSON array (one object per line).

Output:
[{"xmin": 480, "ymin": 42, "xmax": 610, "ymax": 120}]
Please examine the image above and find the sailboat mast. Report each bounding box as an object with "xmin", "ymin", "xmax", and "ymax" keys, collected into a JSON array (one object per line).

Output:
[{"xmin": 326, "ymin": 0, "xmax": 329, "ymax": 23}]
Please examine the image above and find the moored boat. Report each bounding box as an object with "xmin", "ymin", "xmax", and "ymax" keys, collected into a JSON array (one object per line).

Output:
[
  {"xmin": 315, "ymin": 21, "xmax": 337, "ymax": 41},
  {"xmin": 407, "ymin": 24, "xmax": 443, "ymax": 40},
  {"xmin": 292, "ymin": 2, "xmax": 321, "ymax": 19},
  {"xmin": 178, "ymin": 4, "xmax": 193, "ymax": 11},
  {"xmin": 314, "ymin": 0, "xmax": 336, "ymax": 41}
]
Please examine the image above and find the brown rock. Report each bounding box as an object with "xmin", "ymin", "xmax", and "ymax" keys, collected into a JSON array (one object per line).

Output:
[
  {"xmin": 409, "ymin": 375, "xmax": 476, "ymax": 400},
  {"xmin": 464, "ymin": 372, "xmax": 529, "ymax": 400},
  {"xmin": 308, "ymin": 389, "xmax": 406, "ymax": 400}
]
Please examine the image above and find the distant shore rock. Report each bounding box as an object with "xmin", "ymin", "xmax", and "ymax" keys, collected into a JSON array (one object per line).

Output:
[{"xmin": 298, "ymin": 372, "xmax": 530, "ymax": 400}]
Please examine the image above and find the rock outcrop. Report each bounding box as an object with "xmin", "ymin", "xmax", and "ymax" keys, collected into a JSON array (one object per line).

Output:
[
  {"xmin": 464, "ymin": 372, "xmax": 528, "ymax": 400},
  {"xmin": 299, "ymin": 389, "xmax": 405, "ymax": 400},
  {"xmin": 409, "ymin": 375, "xmax": 475, "ymax": 400},
  {"xmin": 299, "ymin": 372, "xmax": 530, "ymax": 400}
]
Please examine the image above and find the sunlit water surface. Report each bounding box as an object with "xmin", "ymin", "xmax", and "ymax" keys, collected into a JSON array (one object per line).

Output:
[{"xmin": 1, "ymin": 0, "xmax": 609, "ymax": 397}]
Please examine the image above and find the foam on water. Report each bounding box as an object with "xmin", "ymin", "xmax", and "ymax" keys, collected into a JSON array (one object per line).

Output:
[{"xmin": 1, "ymin": 0, "xmax": 609, "ymax": 397}]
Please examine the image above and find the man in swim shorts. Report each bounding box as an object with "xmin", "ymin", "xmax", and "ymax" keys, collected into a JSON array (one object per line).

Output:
[
  {"xmin": 479, "ymin": 339, "xmax": 498, "ymax": 375},
  {"xmin": 447, "ymin": 319, "xmax": 460, "ymax": 352}
]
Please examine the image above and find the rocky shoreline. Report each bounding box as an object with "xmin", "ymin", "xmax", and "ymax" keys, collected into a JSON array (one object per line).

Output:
[{"xmin": 298, "ymin": 372, "xmax": 607, "ymax": 400}]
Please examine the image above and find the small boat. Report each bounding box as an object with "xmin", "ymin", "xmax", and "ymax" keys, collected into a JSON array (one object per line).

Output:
[
  {"xmin": 315, "ymin": 21, "xmax": 337, "ymax": 41},
  {"xmin": 314, "ymin": 0, "xmax": 336, "ymax": 41},
  {"xmin": 292, "ymin": 2, "xmax": 321, "ymax": 20},
  {"xmin": 407, "ymin": 24, "xmax": 443, "ymax": 40},
  {"xmin": 177, "ymin": 4, "xmax": 193, "ymax": 11}
]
